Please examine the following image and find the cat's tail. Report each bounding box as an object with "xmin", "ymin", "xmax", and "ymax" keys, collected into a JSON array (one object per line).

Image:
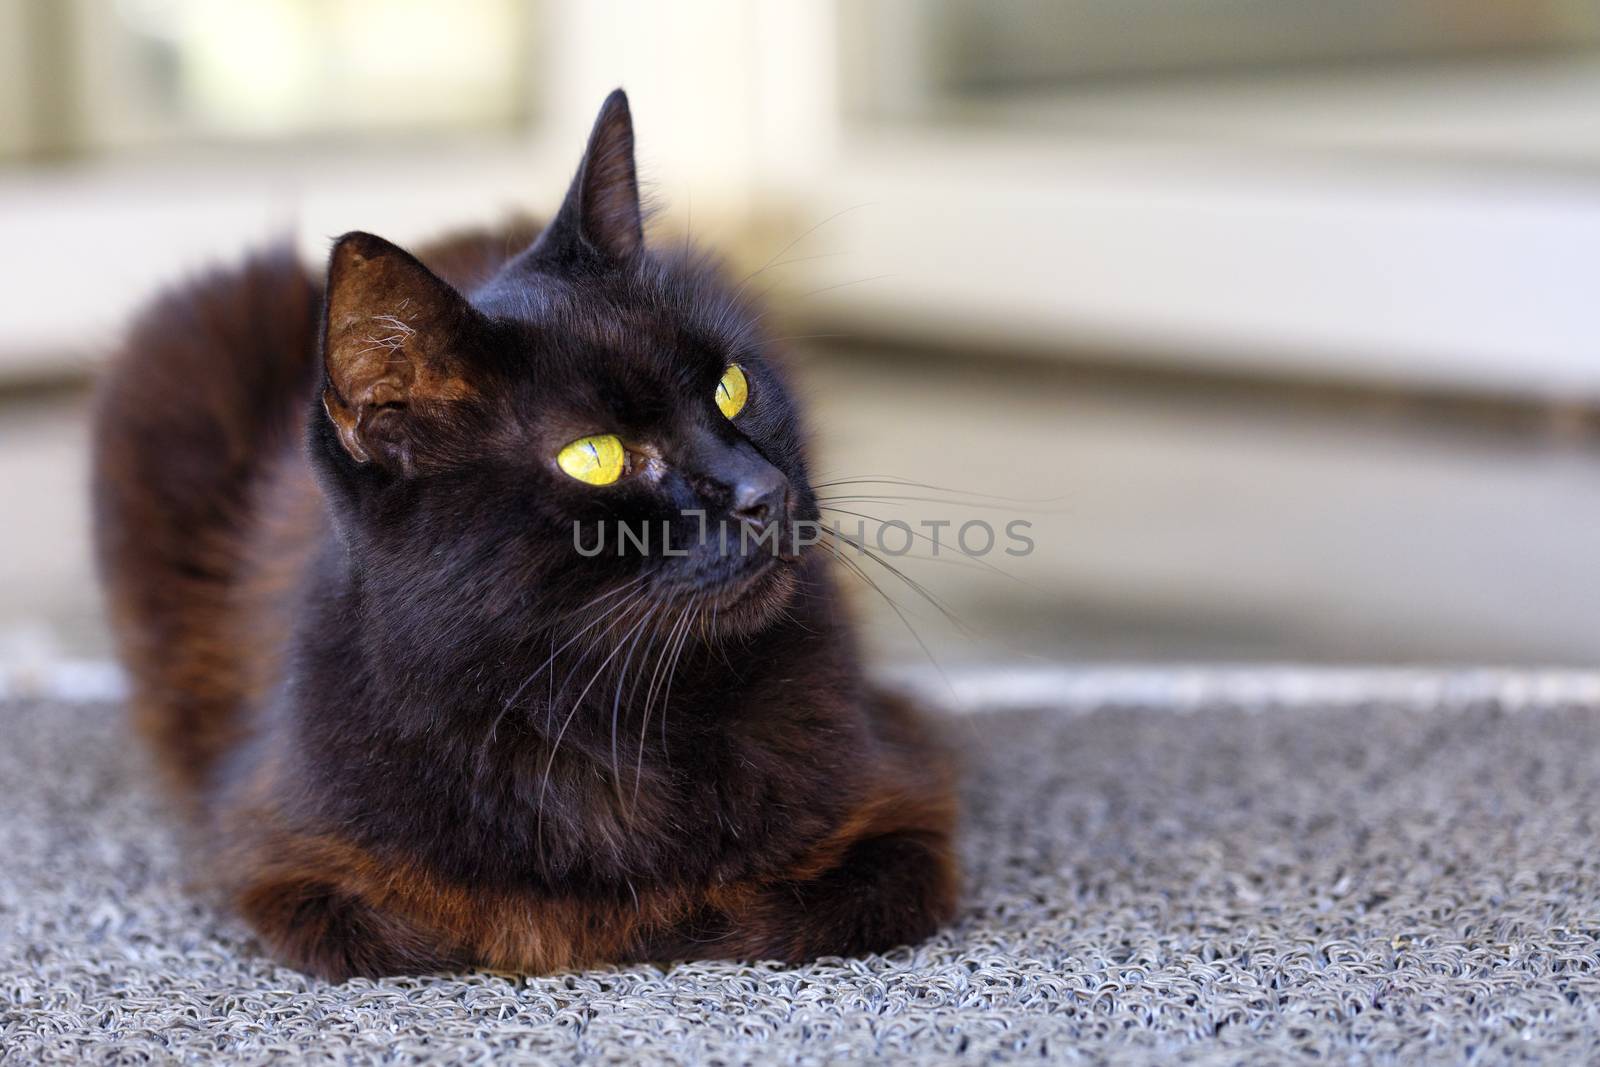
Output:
[{"xmin": 90, "ymin": 244, "xmax": 323, "ymax": 796}]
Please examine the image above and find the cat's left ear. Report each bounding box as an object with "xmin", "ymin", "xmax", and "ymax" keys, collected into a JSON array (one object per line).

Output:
[
  {"xmin": 320, "ymin": 232, "xmax": 479, "ymax": 469},
  {"xmin": 535, "ymin": 88, "xmax": 644, "ymax": 261}
]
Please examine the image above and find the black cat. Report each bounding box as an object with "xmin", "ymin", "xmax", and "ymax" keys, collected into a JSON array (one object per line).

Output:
[{"xmin": 92, "ymin": 89, "xmax": 957, "ymax": 980}]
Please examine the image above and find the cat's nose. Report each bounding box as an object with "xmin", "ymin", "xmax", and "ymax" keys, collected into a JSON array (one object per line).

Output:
[{"xmin": 733, "ymin": 468, "xmax": 788, "ymax": 531}]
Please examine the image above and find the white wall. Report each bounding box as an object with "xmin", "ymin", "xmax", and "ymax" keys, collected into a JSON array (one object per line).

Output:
[{"xmin": 2, "ymin": 2, "xmax": 1597, "ymax": 402}]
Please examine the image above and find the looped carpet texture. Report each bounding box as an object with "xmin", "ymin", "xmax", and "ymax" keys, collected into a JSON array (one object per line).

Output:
[{"xmin": 3, "ymin": 668, "xmax": 1599, "ymax": 1064}]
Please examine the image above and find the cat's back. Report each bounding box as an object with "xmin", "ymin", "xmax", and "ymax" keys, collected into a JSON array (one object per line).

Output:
[{"xmin": 91, "ymin": 245, "xmax": 325, "ymax": 794}]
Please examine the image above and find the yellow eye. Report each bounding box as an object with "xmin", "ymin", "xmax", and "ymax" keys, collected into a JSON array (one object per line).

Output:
[
  {"xmin": 715, "ymin": 364, "xmax": 748, "ymax": 419},
  {"xmin": 556, "ymin": 434, "xmax": 627, "ymax": 485}
]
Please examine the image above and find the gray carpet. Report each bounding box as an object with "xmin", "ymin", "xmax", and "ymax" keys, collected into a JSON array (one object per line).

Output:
[{"xmin": 3, "ymin": 669, "xmax": 1600, "ymax": 1065}]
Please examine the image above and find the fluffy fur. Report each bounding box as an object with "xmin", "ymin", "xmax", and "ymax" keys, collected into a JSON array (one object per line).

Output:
[{"xmin": 91, "ymin": 90, "xmax": 957, "ymax": 981}]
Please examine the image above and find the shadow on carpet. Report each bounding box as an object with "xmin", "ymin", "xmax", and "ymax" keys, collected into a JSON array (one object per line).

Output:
[{"xmin": 3, "ymin": 674, "xmax": 1599, "ymax": 1064}]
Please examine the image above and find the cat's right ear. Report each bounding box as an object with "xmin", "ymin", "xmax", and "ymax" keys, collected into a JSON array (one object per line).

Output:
[
  {"xmin": 528, "ymin": 88, "xmax": 645, "ymax": 263},
  {"xmin": 320, "ymin": 232, "xmax": 478, "ymax": 470}
]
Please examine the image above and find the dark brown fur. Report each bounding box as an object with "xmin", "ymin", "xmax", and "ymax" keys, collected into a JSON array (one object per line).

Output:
[{"xmin": 91, "ymin": 91, "xmax": 957, "ymax": 981}]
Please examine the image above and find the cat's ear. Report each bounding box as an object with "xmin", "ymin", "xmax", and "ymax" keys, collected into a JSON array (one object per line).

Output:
[
  {"xmin": 320, "ymin": 232, "xmax": 478, "ymax": 468},
  {"xmin": 534, "ymin": 88, "xmax": 644, "ymax": 262}
]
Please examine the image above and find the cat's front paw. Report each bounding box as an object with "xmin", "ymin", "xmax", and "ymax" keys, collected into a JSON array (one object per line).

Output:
[{"xmin": 756, "ymin": 830, "xmax": 959, "ymax": 962}]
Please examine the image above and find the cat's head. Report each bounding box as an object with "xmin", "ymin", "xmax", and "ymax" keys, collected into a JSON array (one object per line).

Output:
[{"xmin": 310, "ymin": 90, "xmax": 818, "ymax": 646}]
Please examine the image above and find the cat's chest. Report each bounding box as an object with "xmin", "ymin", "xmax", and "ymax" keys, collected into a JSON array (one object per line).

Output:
[
  {"xmin": 584, "ymin": 705, "xmax": 856, "ymax": 834},
  {"xmin": 480, "ymin": 693, "xmax": 870, "ymax": 886},
  {"xmin": 291, "ymin": 634, "xmax": 869, "ymax": 887}
]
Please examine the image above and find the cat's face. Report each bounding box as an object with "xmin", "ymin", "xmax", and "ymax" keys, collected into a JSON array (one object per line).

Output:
[{"xmin": 311, "ymin": 91, "xmax": 818, "ymax": 644}]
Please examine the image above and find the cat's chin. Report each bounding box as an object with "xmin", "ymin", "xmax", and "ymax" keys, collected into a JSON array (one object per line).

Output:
[{"xmin": 697, "ymin": 556, "xmax": 801, "ymax": 638}]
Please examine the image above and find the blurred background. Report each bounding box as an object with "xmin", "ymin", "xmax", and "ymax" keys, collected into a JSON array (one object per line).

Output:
[{"xmin": 3, "ymin": 0, "xmax": 1600, "ymax": 676}]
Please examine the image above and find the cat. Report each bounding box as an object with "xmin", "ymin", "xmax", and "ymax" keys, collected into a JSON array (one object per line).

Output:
[{"xmin": 90, "ymin": 89, "xmax": 958, "ymax": 981}]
